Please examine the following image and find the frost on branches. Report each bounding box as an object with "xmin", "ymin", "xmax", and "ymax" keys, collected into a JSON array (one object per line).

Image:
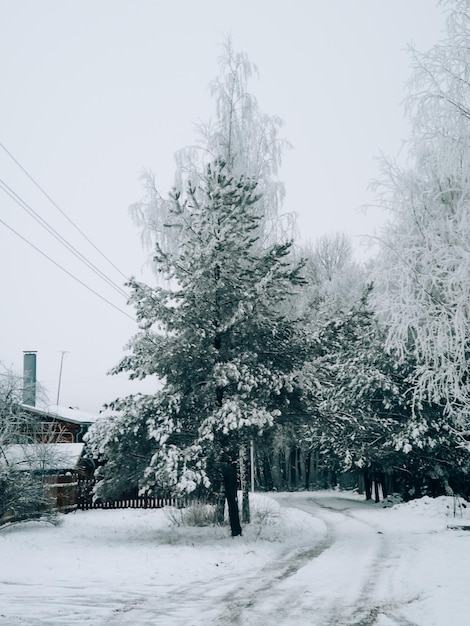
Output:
[
  {"xmin": 87, "ymin": 161, "xmax": 304, "ymax": 535},
  {"xmin": 371, "ymin": 1, "xmax": 470, "ymax": 430},
  {"xmin": 130, "ymin": 37, "xmax": 295, "ymax": 259}
]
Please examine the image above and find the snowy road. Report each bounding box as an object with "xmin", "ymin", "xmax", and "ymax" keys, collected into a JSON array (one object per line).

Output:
[
  {"xmin": 1, "ymin": 491, "xmax": 469, "ymax": 625},
  {"xmin": 109, "ymin": 492, "xmax": 467, "ymax": 626},
  {"xmin": 213, "ymin": 493, "xmax": 418, "ymax": 626},
  {"xmin": 238, "ymin": 494, "xmax": 417, "ymax": 625},
  {"xmin": 167, "ymin": 491, "xmax": 467, "ymax": 626}
]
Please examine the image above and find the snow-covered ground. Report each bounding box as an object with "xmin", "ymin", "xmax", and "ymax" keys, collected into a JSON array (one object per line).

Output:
[{"xmin": 0, "ymin": 490, "xmax": 469, "ymax": 625}]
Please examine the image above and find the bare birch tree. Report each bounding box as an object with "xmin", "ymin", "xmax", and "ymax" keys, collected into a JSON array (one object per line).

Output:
[
  {"xmin": 131, "ymin": 37, "xmax": 295, "ymax": 265},
  {"xmin": 371, "ymin": 0, "xmax": 470, "ymax": 430}
]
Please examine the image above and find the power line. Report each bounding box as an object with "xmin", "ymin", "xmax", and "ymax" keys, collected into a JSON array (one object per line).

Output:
[
  {"xmin": 0, "ymin": 178, "xmax": 130, "ymax": 299},
  {"xmin": 0, "ymin": 139, "xmax": 129, "ymax": 281},
  {"xmin": 0, "ymin": 217, "xmax": 135, "ymax": 322}
]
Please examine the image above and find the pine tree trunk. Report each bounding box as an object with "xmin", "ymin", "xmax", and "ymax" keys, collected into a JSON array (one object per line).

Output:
[
  {"xmin": 385, "ymin": 470, "xmax": 395, "ymax": 496},
  {"xmin": 220, "ymin": 454, "xmax": 242, "ymax": 536},
  {"xmin": 270, "ymin": 452, "xmax": 280, "ymax": 490},
  {"xmin": 357, "ymin": 470, "xmax": 365, "ymax": 495}
]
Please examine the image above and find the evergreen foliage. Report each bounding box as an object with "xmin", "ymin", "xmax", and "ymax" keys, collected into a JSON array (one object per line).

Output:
[
  {"xmin": 297, "ymin": 292, "xmax": 470, "ymax": 499},
  {"xmin": 87, "ymin": 162, "xmax": 305, "ymax": 533}
]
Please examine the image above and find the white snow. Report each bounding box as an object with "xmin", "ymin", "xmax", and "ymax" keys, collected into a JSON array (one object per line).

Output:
[
  {"xmin": 0, "ymin": 490, "xmax": 469, "ymax": 625},
  {"xmin": 1, "ymin": 443, "xmax": 85, "ymax": 472},
  {"xmin": 20, "ymin": 404, "xmax": 98, "ymax": 425}
]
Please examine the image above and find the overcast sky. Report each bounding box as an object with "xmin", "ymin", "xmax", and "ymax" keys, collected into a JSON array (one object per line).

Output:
[{"xmin": 0, "ymin": 1, "xmax": 447, "ymax": 413}]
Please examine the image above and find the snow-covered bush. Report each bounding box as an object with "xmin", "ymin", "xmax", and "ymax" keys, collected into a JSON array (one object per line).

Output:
[
  {"xmin": 165, "ymin": 502, "xmax": 219, "ymax": 528},
  {"xmin": 0, "ymin": 466, "xmax": 54, "ymax": 524},
  {"xmin": 249, "ymin": 495, "xmax": 280, "ymax": 537}
]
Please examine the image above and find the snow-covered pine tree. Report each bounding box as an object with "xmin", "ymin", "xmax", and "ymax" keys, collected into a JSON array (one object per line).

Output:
[{"xmin": 88, "ymin": 161, "xmax": 304, "ymax": 535}]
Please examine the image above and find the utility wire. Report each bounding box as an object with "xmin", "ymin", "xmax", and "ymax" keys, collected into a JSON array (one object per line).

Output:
[
  {"xmin": 0, "ymin": 217, "xmax": 135, "ymax": 322},
  {"xmin": 0, "ymin": 178, "xmax": 129, "ymax": 299},
  {"xmin": 0, "ymin": 140, "xmax": 129, "ymax": 281}
]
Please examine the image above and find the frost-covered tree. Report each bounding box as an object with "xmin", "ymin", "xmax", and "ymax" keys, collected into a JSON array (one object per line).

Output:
[
  {"xmin": 131, "ymin": 37, "xmax": 294, "ymax": 261},
  {"xmin": 0, "ymin": 366, "xmax": 23, "ymax": 451},
  {"xmin": 298, "ymin": 294, "xmax": 402, "ymax": 487},
  {"xmin": 312, "ymin": 232, "xmax": 354, "ymax": 283},
  {"xmin": 297, "ymin": 295, "xmax": 470, "ymax": 500},
  {"xmin": 248, "ymin": 233, "xmax": 369, "ymax": 492},
  {"xmin": 371, "ymin": 0, "xmax": 470, "ymax": 432},
  {"xmin": 0, "ymin": 364, "xmax": 48, "ymax": 448},
  {"xmin": 295, "ymin": 232, "xmax": 366, "ymax": 321},
  {"xmin": 0, "ymin": 364, "xmax": 53, "ymax": 523},
  {"xmin": 88, "ymin": 161, "xmax": 304, "ymax": 535}
]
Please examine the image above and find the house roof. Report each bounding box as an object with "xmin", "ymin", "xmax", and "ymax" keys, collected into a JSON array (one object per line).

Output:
[
  {"xmin": 20, "ymin": 404, "xmax": 97, "ymax": 425},
  {"xmin": 1, "ymin": 443, "xmax": 85, "ymax": 471}
]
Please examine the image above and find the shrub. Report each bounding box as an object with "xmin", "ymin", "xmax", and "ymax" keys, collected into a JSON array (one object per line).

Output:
[
  {"xmin": 0, "ymin": 467, "xmax": 55, "ymax": 525},
  {"xmin": 165, "ymin": 501, "xmax": 220, "ymax": 527}
]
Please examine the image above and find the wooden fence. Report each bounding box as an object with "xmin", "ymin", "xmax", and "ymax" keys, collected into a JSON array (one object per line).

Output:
[
  {"xmin": 44, "ymin": 473, "xmax": 79, "ymax": 513},
  {"xmin": 1, "ymin": 475, "xmax": 182, "ymax": 527},
  {"xmin": 77, "ymin": 478, "xmax": 183, "ymax": 511}
]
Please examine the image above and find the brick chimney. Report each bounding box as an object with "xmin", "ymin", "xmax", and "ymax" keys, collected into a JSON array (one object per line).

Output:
[{"xmin": 23, "ymin": 351, "xmax": 37, "ymax": 406}]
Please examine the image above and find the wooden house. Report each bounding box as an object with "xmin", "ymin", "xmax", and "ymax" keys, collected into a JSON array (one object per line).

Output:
[
  {"xmin": 1, "ymin": 405, "xmax": 97, "ymax": 518},
  {"xmin": 17, "ymin": 403, "xmax": 96, "ymax": 444}
]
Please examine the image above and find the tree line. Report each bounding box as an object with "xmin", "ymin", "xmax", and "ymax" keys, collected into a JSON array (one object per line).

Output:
[{"xmin": 7, "ymin": 4, "xmax": 470, "ymax": 535}]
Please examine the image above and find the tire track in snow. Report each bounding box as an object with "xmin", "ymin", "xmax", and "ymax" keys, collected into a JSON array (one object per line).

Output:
[
  {"xmin": 211, "ymin": 495, "xmax": 343, "ymax": 625},
  {"xmin": 304, "ymin": 496, "xmax": 421, "ymax": 626},
  {"xmin": 126, "ymin": 497, "xmax": 334, "ymax": 625},
  {"xmin": 349, "ymin": 603, "xmax": 419, "ymax": 626},
  {"xmin": 131, "ymin": 513, "xmax": 334, "ymax": 626},
  {"xmin": 218, "ymin": 523, "xmax": 336, "ymax": 625},
  {"xmin": 104, "ymin": 495, "xmax": 421, "ymax": 626},
  {"xmin": 217, "ymin": 494, "xmax": 420, "ymax": 626}
]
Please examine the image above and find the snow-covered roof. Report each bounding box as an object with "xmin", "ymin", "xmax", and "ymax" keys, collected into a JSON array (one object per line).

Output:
[
  {"xmin": 20, "ymin": 404, "xmax": 97, "ymax": 425},
  {"xmin": 1, "ymin": 443, "xmax": 85, "ymax": 471}
]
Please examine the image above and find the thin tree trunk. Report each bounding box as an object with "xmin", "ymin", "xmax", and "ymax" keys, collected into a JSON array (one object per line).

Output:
[
  {"xmin": 305, "ymin": 450, "xmax": 312, "ymax": 490},
  {"xmin": 289, "ymin": 447, "xmax": 296, "ymax": 489},
  {"xmin": 385, "ymin": 470, "xmax": 395, "ymax": 496},
  {"xmin": 374, "ymin": 476, "xmax": 380, "ymax": 503},
  {"xmin": 380, "ymin": 472, "xmax": 388, "ymax": 499},
  {"xmin": 215, "ymin": 491, "xmax": 225, "ymax": 525},
  {"xmin": 364, "ymin": 469, "xmax": 372, "ymax": 501},
  {"xmin": 263, "ymin": 454, "xmax": 274, "ymax": 491},
  {"xmin": 297, "ymin": 448, "xmax": 302, "ymax": 486},
  {"xmin": 210, "ymin": 455, "xmax": 225, "ymax": 525},
  {"xmin": 240, "ymin": 442, "xmax": 250, "ymax": 523},
  {"xmin": 279, "ymin": 449, "xmax": 287, "ymax": 489}
]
